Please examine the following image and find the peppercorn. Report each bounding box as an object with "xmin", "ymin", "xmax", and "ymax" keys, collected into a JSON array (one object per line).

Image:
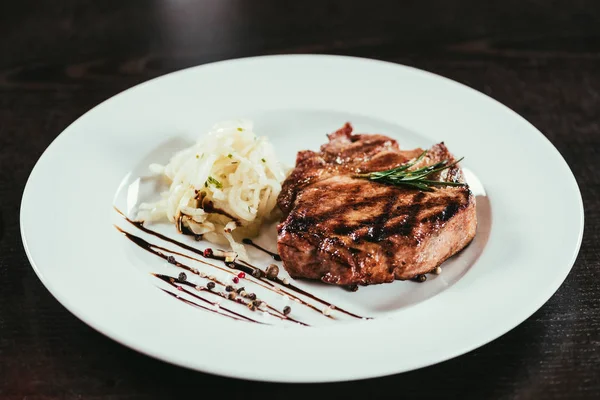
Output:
[
  {"xmin": 238, "ymin": 272, "xmax": 246, "ymax": 279},
  {"xmin": 232, "ymin": 276, "xmax": 240, "ymax": 284},
  {"xmin": 228, "ymin": 292, "xmax": 237, "ymax": 300},
  {"xmin": 252, "ymin": 269, "xmax": 262, "ymax": 278},
  {"xmin": 225, "ymin": 285, "xmax": 234, "ymax": 292},
  {"xmin": 178, "ymin": 272, "xmax": 187, "ymax": 282},
  {"xmin": 236, "ymin": 287, "xmax": 245, "ymax": 294},
  {"xmin": 167, "ymin": 256, "xmax": 176, "ymax": 264},
  {"xmin": 283, "ymin": 306, "xmax": 291, "ymax": 316},
  {"xmin": 207, "ymin": 282, "xmax": 216, "ymax": 290},
  {"xmin": 246, "ymin": 293, "xmax": 256, "ymax": 300},
  {"xmin": 203, "ymin": 248, "xmax": 213, "ymax": 258},
  {"xmin": 266, "ymin": 264, "xmax": 279, "ymax": 279}
]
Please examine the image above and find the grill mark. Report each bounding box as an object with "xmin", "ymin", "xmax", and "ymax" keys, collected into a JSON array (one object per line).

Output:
[
  {"xmin": 333, "ymin": 225, "xmax": 359, "ymax": 236},
  {"xmin": 413, "ymin": 192, "xmax": 426, "ymax": 202},
  {"xmin": 309, "ymin": 187, "xmax": 461, "ymax": 224},
  {"xmin": 420, "ymin": 188, "xmax": 471, "ymax": 224},
  {"xmin": 308, "ymin": 191, "xmax": 427, "ymax": 251},
  {"xmin": 394, "ymin": 205, "xmax": 421, "ymax": 236},
  {"xmin": 329, "ymin": 192, "xmax": 445, "ymax": 238},
  {"xmin": 421, "ymin": 202, "xmax": 461, "ymax": 223},
  {"xmin": 280, "ymin": 214, "xmax": 318, "ymax": 235},
  {"xmin": 319, "ymin": 237, "xmax": 356, "ymax": 268},
  {"xmin": 365, "ymin": 194, "xmax": 396, "ymax": 242},
  {"xmin": 289, "ymin": 174, "xmax": 459, "ymax": 227},
  {"xmin": 287, "ymin": 190, "xmax": 402, "ymax": 235},
  {"xmin": 284, "ymin": 185, "xmax": 471, "ymax": 243},
  {"xmin": 386, "ymin": 192, "xmax": 425, "ymax": 237}
]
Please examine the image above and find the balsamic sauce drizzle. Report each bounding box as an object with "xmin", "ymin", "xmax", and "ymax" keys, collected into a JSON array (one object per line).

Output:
[
  {"xmin": 113, "ymin": 206, "xmax": 369, "ymax": 321},
  {"xmin": 115, "ymin": 226, "xmax": 307, "ymax": 325},
  {"xmin": 154, "ymin": 274, "xmax": 245, "ymax": 319},
  {"xmin": 238, "ymin": 260, "xmax": 365, "ymax": 319},
  {"xmin": 236, "ymin": 260, "xmax": 337, "ymax": 318},
  {"xmin": 161, "ymin": 290, "xmax": 243, "ymax": 322},
  {"xmin": 154, "ymin": 274, "xmax": 309, "ymax": 325},
  {"xmin": 242, "ymin": 238, "xmax": 282, "ymax": 261},
  {"xmin": 155, "ymin": 273, "xmax": 308, "ymax": 326},
  {"xmin": 160, "ymin": 289, "xmax": 250, "ymax": 323},
  {"xmin": 116, "ymin": 225, "xmax": 328, "ymax": 321}
]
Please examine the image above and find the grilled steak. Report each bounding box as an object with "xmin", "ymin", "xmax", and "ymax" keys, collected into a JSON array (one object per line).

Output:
[{"xmin": 276, "ymin": 123, "xmax": 477, "ymax": 286}]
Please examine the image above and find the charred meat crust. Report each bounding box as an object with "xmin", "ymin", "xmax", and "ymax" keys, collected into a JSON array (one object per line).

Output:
[{"xmin": 277, "ymin": 123, "xmax": 477, "ymax": 286}]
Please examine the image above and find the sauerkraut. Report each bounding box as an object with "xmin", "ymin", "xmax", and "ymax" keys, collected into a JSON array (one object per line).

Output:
[{"xmin": 136, "ymin": 119, "xmax": 286, "ymax": 261}]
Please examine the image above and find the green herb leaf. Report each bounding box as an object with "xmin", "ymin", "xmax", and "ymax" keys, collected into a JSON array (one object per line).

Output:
[
  {"xmin": 261, "ymin": 158, "xmax": 266, "ymax": 163},
  {"xmin": 206, "ymin": 176, "xmax": 223, "ymax": 189},
  {"xmin": 355, "ymin": 151, "xmax": 466, "ymax": 191},
  {"xmin": 227, "ymin": 154, "xmax": 233, "ymax": 158}
]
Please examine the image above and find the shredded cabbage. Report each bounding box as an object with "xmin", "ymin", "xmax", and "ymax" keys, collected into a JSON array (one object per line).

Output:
[{"xmin": 136, "ymin": 119, "xmax": 286, "ymax": 261}]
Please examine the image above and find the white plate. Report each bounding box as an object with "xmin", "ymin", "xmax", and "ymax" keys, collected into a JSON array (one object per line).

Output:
[{"xmin": 21, "ymin": 55, "xmax": 583, "ymax": 382}]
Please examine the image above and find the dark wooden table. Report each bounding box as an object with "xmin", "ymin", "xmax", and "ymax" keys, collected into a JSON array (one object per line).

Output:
[{"xmin": 1, "ymin": 1, "xmax": 599, "ymax": 398}]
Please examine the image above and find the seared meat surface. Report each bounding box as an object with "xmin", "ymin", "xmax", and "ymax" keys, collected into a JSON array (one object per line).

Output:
[{"xmin": 277, "ymin": 123, "xmax": 477, "ymax": 286}]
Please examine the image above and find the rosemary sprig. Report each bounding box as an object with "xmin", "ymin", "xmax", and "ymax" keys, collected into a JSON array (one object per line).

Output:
[{"xmin": 355, "ymin": 151, "xmax": 466, "ymax": 191}]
